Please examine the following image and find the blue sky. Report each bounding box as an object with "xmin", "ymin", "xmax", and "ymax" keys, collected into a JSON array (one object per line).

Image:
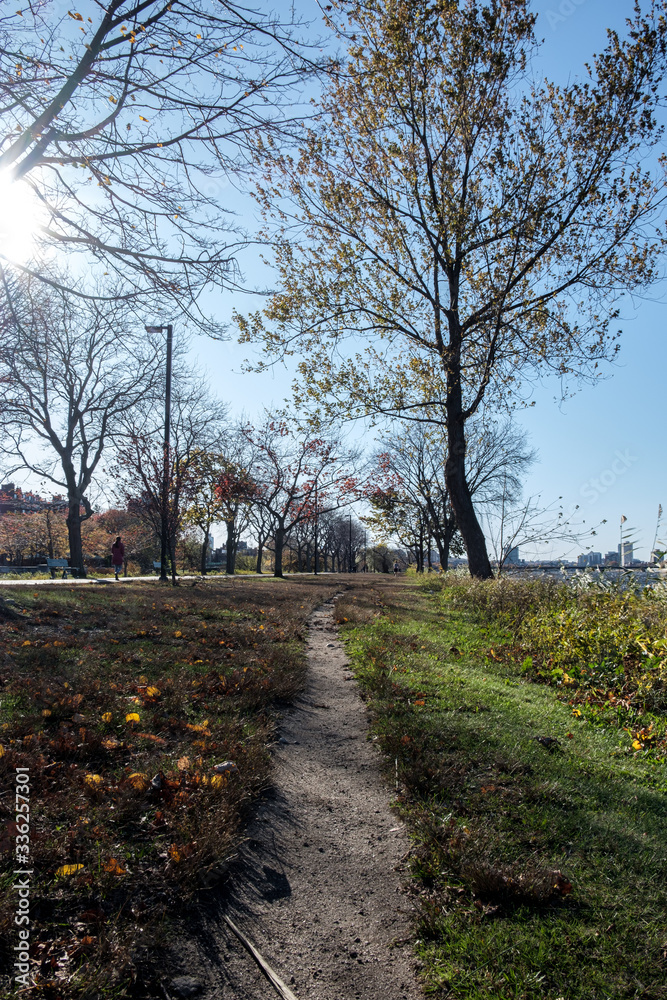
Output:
[
  {"xmin": 192, "ymin": 0, "xmax": 666, "ymax": 560},
  {"xmin": 502, "ymin": 0, "xmax": 667, "ymax": 560}
]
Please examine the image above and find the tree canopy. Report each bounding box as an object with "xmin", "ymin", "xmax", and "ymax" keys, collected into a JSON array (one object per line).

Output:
[
  {"xmin": 239, "ymin": 0, "xmax": 667, "ymax": 576},
  {"xmin": 0, "ymin": 0, "xmax": 313, "ymax": 321}
]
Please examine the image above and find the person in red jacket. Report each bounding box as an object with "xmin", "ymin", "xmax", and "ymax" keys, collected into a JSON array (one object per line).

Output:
[{"xmin": 111, "ymin": 536, "xmax": 125, "ymax": 580}]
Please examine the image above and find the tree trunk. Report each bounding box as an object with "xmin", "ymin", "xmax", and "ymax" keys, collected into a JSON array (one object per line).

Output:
[
  {"xmin": 435, "ymin": 520, "xmax": 457, "ymax": 573},
  {"xmin": 169, "ymin": 536, "xmax": 177, "ymax": 584},
  {"xmin": 66, "ymin": 501, "xmax": 86, "ymax": 578},
  {"xmin": 46, "ymin": 510, "xmax": 55, "ymax": 560},
  {"xmin": 200, "ymin": 526, "xmax": 209, "ymax": 576},
  {"xmin": 255, "ymin": 541, "xmax": 263, "ymax": 574},
  {"xmin": 444, "ymin": 346, "xmax": 493, "ymax": 579},
  {"xmin": 225, "ymin": 519, "xmax": 236, "ymax": 575},
  {"xmin": 274, "ymin": 524, "xmax": 285, "ymax": 578}
]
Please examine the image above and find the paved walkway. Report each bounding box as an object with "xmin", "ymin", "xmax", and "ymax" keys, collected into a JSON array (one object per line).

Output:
[
  {"xmin": 0, "ymin": 573, "xmax": 271, "ymax": 587},
  {"xmin": 0, "ymin": 574, "xmax": 191, "ymax": 587}
]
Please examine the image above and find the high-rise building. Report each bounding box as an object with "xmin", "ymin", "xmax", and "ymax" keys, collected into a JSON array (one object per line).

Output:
[
  {"xmin": 578, "ymin": 552, "xmax": 602, "ymax": 567},
  {"xmin": 618, "ymin": 541, "xmax": 634, "ymax": 565},
  {"xmin": 505, "ymin": 546, "xmax": 520, "ymax": 565}
]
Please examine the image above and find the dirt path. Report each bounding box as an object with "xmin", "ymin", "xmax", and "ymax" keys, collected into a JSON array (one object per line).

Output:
[{"xmin": 168, "ymin": 595, "xmax": 422, "ymax": 1000}]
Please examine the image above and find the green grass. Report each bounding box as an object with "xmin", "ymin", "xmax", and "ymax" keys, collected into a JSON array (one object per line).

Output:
[{"xmin": 337, "ymin": 582, "xmax": 667, "ymax": 1000}]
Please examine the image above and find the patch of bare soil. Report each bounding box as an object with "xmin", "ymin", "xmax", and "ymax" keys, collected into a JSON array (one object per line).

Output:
[{"xmin": 166, "ymin": 595, "xmax": 422, "ymax": 1000}]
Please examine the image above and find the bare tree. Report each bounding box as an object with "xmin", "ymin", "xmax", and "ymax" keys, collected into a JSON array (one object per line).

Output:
[
  {"xmin": 368, "ymin": 420, "xmax": 534, "ymax": 571},
  {"xmin": 0, "ymin": 274, "xmax": 160, "ymax": 576},
  {"xmin": 246, "ymin": 501, "xmax": 275, "ymax": 574},
  {"xmin": 117, "ymin": 370, "xmax": 227, "ymax": 582},
  {"xmin": 242, "ymin": 414, "xmax": 360, "ymax": 577},
  {"xmin": 215, "ymin": 427, "xmax": 257, "ymax": 576},
  {"xmin": 0, "ymin": 1, "xmax": 315, "ymax": 318},
  {"xmin": 483, "ymin": 490, "xmax": 606, "ymax": 574},
  {"xmin": 326, "ymin": 513, "xmax": 365, "ymax": 573}
]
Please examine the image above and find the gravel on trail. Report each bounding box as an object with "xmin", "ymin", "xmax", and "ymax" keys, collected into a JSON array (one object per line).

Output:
[{"xmin": 167, "ymin": 596, "xmax": 422, "ymax": 1000}]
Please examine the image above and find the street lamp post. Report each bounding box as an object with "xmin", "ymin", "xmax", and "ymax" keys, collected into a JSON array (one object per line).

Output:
[
  {"xmin": 146, "ymin": 323, "xmax": 173, "ymax": 583},
  {"xmin": 313, "ymin": 477, "xmax": 318, "ymax": 575}
]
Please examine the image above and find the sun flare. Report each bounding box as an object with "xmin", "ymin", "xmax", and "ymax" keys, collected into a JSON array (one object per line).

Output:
[{"xmin": 0, "ymin": 173, "xmax": 42, "ymax": 263}]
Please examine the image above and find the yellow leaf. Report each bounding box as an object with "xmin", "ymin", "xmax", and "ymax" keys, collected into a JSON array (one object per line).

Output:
[
  {"xmin": 169, "ymin": 843, "xmax": 181, "ymax": 862},
  {"xmin": 56, "ymin": 863, "xmax": 84, "ymax": 877},
  {"xmin": 101, "ymin": 712, "xmax": 112, "ymax": 723},
  {"xmin": 68, "ymin": 10, "xmax": 83, "ymax": 20},
  {"xmin": 0, "ymin": 745, "xmax": 4, "ymax": 757},
  {"xmin": 125, "ymin": 712, "xmax": 140, "ymax": 724},
  {"xmin": 632, "ymin": 739, "xmax": 643, "ymax": 750},
  {"xmin": 139, "ymin": 115, "xmax": 149, "ymax": 122},
  {"xmin": 42, "ymin": 709, "xmax": 52, "ymax": 717},
  {"xmin": 22, "ymin": 640, "xmax": 31, "ymax": 647},
  {"xmin": 210, "ymin": 774, "xmax": 225, "ymax": 789},
  {"xmin": 84, "ymin": 773, "xmax": 103, "ymax": 788},
  {"xmin": 102, "ymin": 737, "xmax": 120, "ymax": 749},
  {"xmin": 174, "ymin": 630, "xmax": 182, "ymax": 637},
  {"xmin": 146, "ymin": 686, "xmax": 161, "ymax": 697},
  {"xmin": 127, "ymin": 772, "xmax": 148, "ymax": 790}
]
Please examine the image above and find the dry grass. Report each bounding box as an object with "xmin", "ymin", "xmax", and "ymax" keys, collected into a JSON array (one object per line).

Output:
[{"xmin": 0, "ymin": 575, "xmax": 347, "ymax": 998}]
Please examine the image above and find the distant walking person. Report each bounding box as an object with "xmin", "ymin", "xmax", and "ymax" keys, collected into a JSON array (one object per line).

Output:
[
  {"xmin": 111, "ymin": 536, "xmax": 125, "ymax": 580},
  {"xmin": 393, "ymin": 559, "xmax": 400, "ymax": 576}
]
